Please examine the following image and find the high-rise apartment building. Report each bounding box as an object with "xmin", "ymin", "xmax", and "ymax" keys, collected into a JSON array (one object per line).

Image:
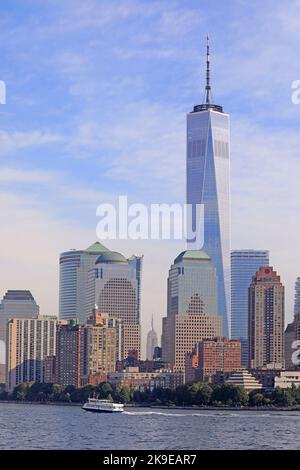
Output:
[
  {"xmin": 0, "ymin": 290, "xmax": 39, "ymax": 383},
  {"xmin": 59, "ymin": 241, "xmax": 110, "ymax": 323},
  {"xmin": 56, "ymin": 321, "xmax": 81, "ymax": 388},
  {"xmin": 162, "ymin": 250, "xmax": 222, "ymax": 371},
  {"xmin": 248, "ymin": 266, "xmax": 285, "ymax": 369},
  {"xmin": 80, "ymin": 310, "xmax": 117, "ymax": 385},
  {"xmin": 231, "ymin": 250, "xmax": 269, "ymax": 366},
  {"xmin": 6, "ymin": 316, "xmax": 58, "ymax": 392},
  {"xmin": 186, "ymin": 37, "xmax": 230, "ymax": 335}
]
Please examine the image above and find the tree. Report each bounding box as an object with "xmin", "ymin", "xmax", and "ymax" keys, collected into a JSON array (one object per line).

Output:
[
  {"xmin": 195, "ymin": 384, "xmax": 213, "ymax": 406},
  {"xmin": 115, "ymin": 385, "xmax": 131, "ymax": 403}
]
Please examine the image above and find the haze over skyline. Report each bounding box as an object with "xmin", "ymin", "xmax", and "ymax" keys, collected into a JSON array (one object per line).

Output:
[{"xmin": 0, "ymin": 0, "xmax": 299, "ymax": 356}]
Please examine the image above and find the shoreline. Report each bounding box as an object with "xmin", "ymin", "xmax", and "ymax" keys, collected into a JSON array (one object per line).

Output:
[{"xmin": 0, "ymin": 400, "xmax": 300, "ymax": 411}]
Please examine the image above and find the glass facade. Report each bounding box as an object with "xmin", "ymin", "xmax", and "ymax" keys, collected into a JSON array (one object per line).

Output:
[
  {"xmin": 59, "ymin": 242, "xmax": 110, "ymax": 323},
  {"xmin": 294, "ymin": 278, "xmax": 300, "ymax": 315},
  {"xmin": 231, "ymin": 250, "xmax": 269, "ymax": 366},
  {"xmin": 167, "ymin": 251, "xmax": 218, "ymax": 317},
  {"xmin": 86, "ymin": 254, "xmax": 143, "ymax": 325},
  {"xmin": 187, "ymin": 109, "xmax": 230, "ymax": 335}
]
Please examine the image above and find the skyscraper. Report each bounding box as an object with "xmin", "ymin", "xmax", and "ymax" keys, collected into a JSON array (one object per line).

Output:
[
  {"xmin": 294, "ymin": 278, "xmax": 300, "ymax": 314},
  {"xmin": 162, "ymin": 250, "xmax": 222, "ymax": 371},
  {"xmin": 6, "ymin": 315, "xmax": 58, "ymax": 392},
  {"xmin": 248, "ymin": 266, "xmax": 285, "ymax": 370},
  {"xmin": 186, "ymin": 37, "xmax": 230, "ymax": 335},
  {"xmin": 59, "ymin": 241, "xmax": 110, "ymax": 323},
  {"xmin": 86, "ymin": 251, "xmax": 143, "ymax": 359},
  {"xmin": 0, "ymin": 290, "xmax": 39, "ymax": 382},
  {"xmin": 146, "ymin": 316, "xmax": 158, "ymax": 360},
  {"xmin": 231, "ymin": 250, "xmax": 269, "ymax": 366}
]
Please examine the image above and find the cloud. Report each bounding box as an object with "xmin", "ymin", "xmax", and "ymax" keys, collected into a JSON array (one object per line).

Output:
[
  {"xmin": 0, "ymin": 130, "xmax": 62, "ymax": 155},
  {"xmin": 0, "ymin": 168, "xmax": 55, "ymax": 183}
]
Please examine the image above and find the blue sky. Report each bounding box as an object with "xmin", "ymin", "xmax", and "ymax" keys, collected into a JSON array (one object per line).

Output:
[{"xmin": 0, "ymin": 0, "xmax": 300, "ymax": 355}]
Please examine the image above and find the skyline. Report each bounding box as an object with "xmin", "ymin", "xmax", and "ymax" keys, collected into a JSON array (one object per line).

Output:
[{"xmin": 0, "ymin": 0, "xmax": 300, "ymax": 356}]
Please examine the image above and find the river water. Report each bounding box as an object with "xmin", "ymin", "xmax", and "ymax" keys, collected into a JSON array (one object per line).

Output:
[{"xmin": 0, "ymin": 403, "xmax": 299, "ymax": 450}]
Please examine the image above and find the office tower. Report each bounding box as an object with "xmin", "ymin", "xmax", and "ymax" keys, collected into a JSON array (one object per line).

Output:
[
  {"xmin": 6, "ymin": 316, "xmax": 58, "ymax": 392},
  {"xmin": 56, "ymin": 320, "xmax": 81, "ymax": 388},
  {"xmin": 162, "ymin": 250, "xmax": 222, "ymax": 371},
  {"xmin": 186, "ymin": 37, "xmax": 230, "ymax": 335},
  {"xmin": 80, "ymin": 309, "xmax": 117, "ymax": 385},
  {"xmin": 86, "ymin": 251, "xmax": 143, "ymax": 359},
  {"xmin": 294, "ymin": 278, "xmax": 300, "ymax": 314},
  {"xmin": 285, "ymin": 321, "xmax": 296, "ymax": 371},
  {"xmin": 0, "ymin": 290, "xmax": 39, "ymax": 382},
  {"xmin": 231, "ymin": 250, "xmax": 269, "ymax": 366},
  {"xmin": 248, "ymin": 266, "xmax": 285, "ymax": 369},
  {"xmin": 59, "ymin": 241, "xmax": 109, "ymax": 323},
  {"xmin": 146, "ymin": 316, "xmax": 158, "ymax": 360},
  {"xmin": 197, "ymin": 337, "xmax": 241, "ymax": 382}
]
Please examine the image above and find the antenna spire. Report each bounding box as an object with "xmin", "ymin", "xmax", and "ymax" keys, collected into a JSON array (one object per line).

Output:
[
  {"xmin": 205, "ymin": 34, "xmax": 211, "ymax": 105},
  {"xmin": 151, "ymin": 314, "xmax": 154, "ymax": 331}
]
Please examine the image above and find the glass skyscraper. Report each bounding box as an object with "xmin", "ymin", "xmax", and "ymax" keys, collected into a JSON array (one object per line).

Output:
[
  {"xmin": 231, "ymin": 250, "xmax": 269, "ymax": 366},
  {"xmin": 186, "ymin": 37, "xmax": 230, "ymax": 335},
  {"xmin": 59, "ymin": 241, "xmax": 110, "ymax": 323},
  {"xmin": 294, "ymin": 278, "xmax": 300, "ymax": 315}
]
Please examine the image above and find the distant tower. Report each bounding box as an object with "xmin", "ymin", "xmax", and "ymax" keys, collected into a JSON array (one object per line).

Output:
[
  {"xmin": 146, "ymin": 316, "xmax": 158, "ymax": 360},
  {"xmin": 186, "ymin": 36, "xmax": 230, "ymax": 335},
  {"xmin": 248, "ymin": 266, "xmax": 285, "ymax": 369},
  {"xmin": 0, "ymin": 290, "xmax": 39, "ymax": 381}
]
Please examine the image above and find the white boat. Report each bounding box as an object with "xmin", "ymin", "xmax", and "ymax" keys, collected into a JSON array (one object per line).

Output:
[{"xmin": 82, "ymin": 398, "xmax": 124, "ymax": 413}]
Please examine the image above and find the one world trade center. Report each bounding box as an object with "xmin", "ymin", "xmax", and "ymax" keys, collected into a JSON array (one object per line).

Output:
[{"xmin": 186, "ymin": 37, "xmax": 230, "ymax": 335}]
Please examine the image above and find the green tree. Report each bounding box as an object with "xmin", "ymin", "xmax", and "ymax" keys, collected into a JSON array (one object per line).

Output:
[{"xmin": 195, "ymin": 384, "xmax": 213, "ymax": 405}]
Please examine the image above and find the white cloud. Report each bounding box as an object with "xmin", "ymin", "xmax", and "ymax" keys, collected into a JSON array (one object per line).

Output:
[
  {"xmin": 0, "ymin": 168, "xmax": 55, "ymax": 183},
  {"xmin": 0, "ymin": 130, "xmax": 62, "ymax": 155}
]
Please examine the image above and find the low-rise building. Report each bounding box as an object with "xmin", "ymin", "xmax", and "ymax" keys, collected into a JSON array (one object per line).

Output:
[
  {"xmin": 274, "ymin": 371, "xmax": 300, "ymax": 389},
  {"xmin": 107, "ymin": 367, "xmax": 183, "ymax": 391}
]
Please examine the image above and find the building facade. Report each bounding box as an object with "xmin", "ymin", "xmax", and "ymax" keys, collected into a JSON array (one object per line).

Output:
[
  {"xmin": 56, "ymin": 321, "xmax": 81, "ymax": 388},
  {"xmin": 197, "ymin": 336, "xmax": 241, "ymax": 382},
  {"xmin": 59, "ymin": 241, "xmax": 110, "ymax": 323},
  {"xmin": 107, "ymin": 367, "xmax": 184, "ymax": 391},
  {"xmin": 80, "ymin": 320, "xmax": 117, "ymax": 386},
  {"xmin": 248, "ymin": 266, "xmax": 285, "ymax": 370},
  {"xmin": 186, "ymin": 38, "xmax": 230, "ymax": 335},
  {"xmin": 162, "ymin": 250, "xmax": 222, "ymax": 371},
  {"xmin": 294, "ymin": 277, "xmax": 300, "ymax": 315},
  {"xmin": 6, "ymin": 316, "xmax": 58, "ymax": 392},
  {"xmin": 86, "ymin": 251, "xmax": 142, "ymax": 359},
  {"xmin": 231, "ymin": 250, "xmax": 269, "ymax": 366}
]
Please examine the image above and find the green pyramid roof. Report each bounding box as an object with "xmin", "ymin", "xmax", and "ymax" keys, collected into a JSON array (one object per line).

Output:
[
  {"xmin": 174, "ymin": 250, "xmax": 211, "ymax": 264},
  {"xmin": 85, "ymin": 241, "xmax": 110, "ymax": 254}
]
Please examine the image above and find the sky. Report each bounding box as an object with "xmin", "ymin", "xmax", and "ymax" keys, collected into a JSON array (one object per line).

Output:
[{"xmin": 0, "ymin": 0, "xmax": 300, "ymax": 358}]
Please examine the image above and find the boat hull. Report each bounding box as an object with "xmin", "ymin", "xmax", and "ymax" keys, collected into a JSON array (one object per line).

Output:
[{"xmin": 82, "ymin": 406, "xmax": 124, "ymax": 413}]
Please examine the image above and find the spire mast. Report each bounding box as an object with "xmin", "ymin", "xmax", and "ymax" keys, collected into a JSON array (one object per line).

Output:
[{"xmin": 205, "ymin": 34, "xmax": 211, "ymax": 105}]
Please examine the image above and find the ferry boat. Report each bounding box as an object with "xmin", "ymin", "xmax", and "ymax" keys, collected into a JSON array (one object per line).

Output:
[{"xmin": 82, "ymin": 398, "xmax": 124, "ymax": 413}]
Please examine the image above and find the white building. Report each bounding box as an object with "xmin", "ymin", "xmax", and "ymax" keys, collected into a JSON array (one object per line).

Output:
[{"xmin": 274, "ymin": 371, "xmax": 300, "ymax": 389}]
